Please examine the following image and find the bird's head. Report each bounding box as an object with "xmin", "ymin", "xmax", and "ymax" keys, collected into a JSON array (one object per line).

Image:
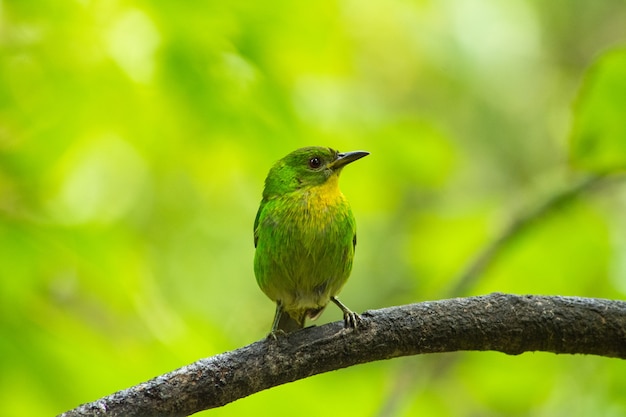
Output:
[{"xmin": 263, "ymin": 146, "xmax": 369, "ymax": 198}]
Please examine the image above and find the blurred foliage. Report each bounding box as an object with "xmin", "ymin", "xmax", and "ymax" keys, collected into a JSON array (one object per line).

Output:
[
  {"xmin": 570, "ymin": 48, "xmax": 626, "ymax": 173},
  {"xmin": 1, "ymin": 0, "xmax": 626, "ymax": 416}
]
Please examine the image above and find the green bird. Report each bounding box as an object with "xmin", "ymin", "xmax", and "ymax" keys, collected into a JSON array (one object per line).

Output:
[{"xmin": 253, "ymin": 146, "xmax": 369, "ymax": 334}]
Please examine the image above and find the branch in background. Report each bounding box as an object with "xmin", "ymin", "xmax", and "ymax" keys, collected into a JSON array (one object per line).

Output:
[
  {"xmin": 448, "ymin": 174, "xmax": 618, "ymax": 296},
  {"xmin": 58, "ymin": 293, "xmax": 626, "ymax": 417}
]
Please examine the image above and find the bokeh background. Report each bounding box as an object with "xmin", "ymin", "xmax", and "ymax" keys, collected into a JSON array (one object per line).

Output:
[{"xmin": 2, "ymin": 1, "xmax": 626, "ymax": 416}]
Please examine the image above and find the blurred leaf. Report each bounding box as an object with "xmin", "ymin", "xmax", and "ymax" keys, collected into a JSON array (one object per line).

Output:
[{"xmin": 570, "ymin": 48, "xmax": 626, "ymax": 173}]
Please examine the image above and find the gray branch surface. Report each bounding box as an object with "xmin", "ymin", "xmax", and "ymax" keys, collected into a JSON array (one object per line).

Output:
[{"xmin": 59, "ymin": 293, "xmax": 626, "ymax": 417}]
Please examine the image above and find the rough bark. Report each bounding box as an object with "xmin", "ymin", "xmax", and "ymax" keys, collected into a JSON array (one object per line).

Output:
[{"xmin": 58, "ymin": 293, "xmax": 626, "ymax": 417}]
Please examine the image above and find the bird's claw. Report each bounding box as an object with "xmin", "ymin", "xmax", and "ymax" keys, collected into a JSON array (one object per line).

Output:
[
  {"xmin": 343, "ymin": 311, "xmax": 363, "ymax": 329},
  {"xmin": 267, "ymin": 329, "xmax": 287, "ymax": 340}
]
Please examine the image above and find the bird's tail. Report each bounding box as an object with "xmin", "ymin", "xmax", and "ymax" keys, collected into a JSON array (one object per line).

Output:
[{"xmin": 272, "ymin": 304, "xmax": 326, "ymax": 334}]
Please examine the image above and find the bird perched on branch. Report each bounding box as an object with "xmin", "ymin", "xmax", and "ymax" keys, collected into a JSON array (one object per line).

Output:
[{"xmin": 253, "ymin": 146, "xmax": 369, "ymax": 335}]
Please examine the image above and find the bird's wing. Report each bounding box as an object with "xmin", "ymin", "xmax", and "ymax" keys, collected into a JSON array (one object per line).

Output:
[
  {"xmin": 253, "ymin": 200, "xmax": 265, "ymax": 248},
  {"xmin": 353, "ymin": 233, "xmax": 357, "ymax": 250}
]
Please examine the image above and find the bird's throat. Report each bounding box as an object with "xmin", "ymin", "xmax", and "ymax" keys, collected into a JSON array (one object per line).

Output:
[{"xmin": 305, "ymin": 172, "xmax": 345, "ymax": 207}]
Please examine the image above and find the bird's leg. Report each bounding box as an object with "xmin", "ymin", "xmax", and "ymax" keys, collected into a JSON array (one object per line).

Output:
[
  {"xmin": 331, "ymin": 296, "xmax": 362, "ymax": 329},
  {"xmin": 268, "ymin": 302, "xmax": 287, "ymax": 339}
]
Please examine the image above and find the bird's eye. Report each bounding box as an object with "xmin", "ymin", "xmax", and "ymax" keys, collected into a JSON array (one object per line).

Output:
[{"xmin": 308, "ymin": 157, "xmax": 322, "ymax": 169}]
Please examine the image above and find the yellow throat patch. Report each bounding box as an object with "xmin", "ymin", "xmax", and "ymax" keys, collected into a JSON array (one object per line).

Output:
[{"xmin": 307, "ymin": 171, "xmax": 345, "ymax": 208}]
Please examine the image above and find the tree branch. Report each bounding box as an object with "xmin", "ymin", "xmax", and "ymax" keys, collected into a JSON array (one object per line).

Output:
[{"xmin": 59, "ymin": 293, "xmax": 626, "ymax": 417}]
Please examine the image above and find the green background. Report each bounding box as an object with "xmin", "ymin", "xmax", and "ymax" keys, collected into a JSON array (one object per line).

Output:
[{"xmin": 1, "ymin": 1, "xmax": 626, "ymax": 416}]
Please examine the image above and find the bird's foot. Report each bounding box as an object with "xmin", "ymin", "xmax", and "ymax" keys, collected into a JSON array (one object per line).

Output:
[
  {"xmin": 331, "ymin": 296, "xmax": 363, "ymax": 330},
  {"xmin": 267, "ymin": 329, "xmax": 287, "ymax": 341},
  {"xmin": 343, "ymin": 310, "xmax": 363, "ymax": 329}
]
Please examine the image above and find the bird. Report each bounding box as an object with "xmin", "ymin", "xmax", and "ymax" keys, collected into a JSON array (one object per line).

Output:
[{"xmin": 253, "ymin": 146, "xmax": 369, "ymax": 335}]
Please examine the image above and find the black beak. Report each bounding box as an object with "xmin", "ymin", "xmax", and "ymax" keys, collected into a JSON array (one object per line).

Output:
[{"xmin": 330, "ymin": 150, "xmax": 369, "ymax": 170}]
